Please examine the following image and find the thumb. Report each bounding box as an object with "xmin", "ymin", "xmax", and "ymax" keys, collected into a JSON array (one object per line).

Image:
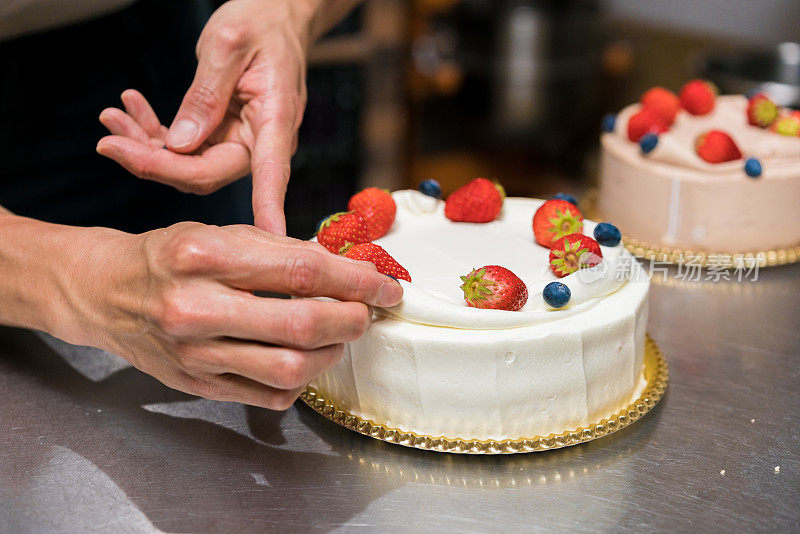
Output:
[{"xmin": 166, "ymin": 46, "xmax": 246, "ymax": 153}]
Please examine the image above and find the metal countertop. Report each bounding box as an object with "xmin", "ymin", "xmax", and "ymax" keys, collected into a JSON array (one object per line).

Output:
[{"xmin": 1, "ymin": 263, "xmax": 798, "ymax": 532}]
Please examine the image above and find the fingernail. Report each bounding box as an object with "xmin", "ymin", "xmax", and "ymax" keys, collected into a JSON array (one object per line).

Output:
[
  {"xmin": 376, "ymin": 279, "xmax": 403, "ymax": 307},
  {"xmin": 166, "ymin": 119, "xmax": 198, "ymax": 149},
  {"xmin": 96, "ymin": 142, "xmax": 118, "ymax": 158}
]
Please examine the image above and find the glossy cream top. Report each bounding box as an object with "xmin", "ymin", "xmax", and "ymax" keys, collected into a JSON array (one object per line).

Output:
[
  {"xmin": 607, "ymin": 95, "xmax": 800, "ymax": 177},
  {"xmin": 374, "ymin": 191, "xmax": 643, "ymax": 330}
]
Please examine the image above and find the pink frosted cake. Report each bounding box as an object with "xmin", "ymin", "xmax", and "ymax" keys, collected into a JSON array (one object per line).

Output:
[{"xmin": 599, "ymin": 83, "xmax": 800, "ymax": 256}]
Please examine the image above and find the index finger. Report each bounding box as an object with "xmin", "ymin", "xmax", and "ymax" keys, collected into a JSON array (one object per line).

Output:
[
  {"xmin": 250, "ymin": 94, "xmax": 300, "ymax": 235},
  {"xmin": 210, "ymin": 233, "xmax": 403, "ymax": 307}
]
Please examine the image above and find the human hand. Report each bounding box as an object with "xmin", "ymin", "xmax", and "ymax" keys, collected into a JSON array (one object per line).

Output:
[
  {"xmin": 60, "ymin": 222, "xmax": 402, "ymax": 409},
  {"xmin": 97, "ymin": 0, "xmax": 323, "ymax": 234}
]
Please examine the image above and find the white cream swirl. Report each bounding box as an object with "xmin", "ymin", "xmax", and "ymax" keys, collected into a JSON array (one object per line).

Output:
[{"xmin": 373, "ymin": 192, "xmax": 645, "ymax": 330}]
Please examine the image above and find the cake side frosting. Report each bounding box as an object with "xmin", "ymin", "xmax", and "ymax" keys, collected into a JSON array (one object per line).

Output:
[{"xmin": 311, "ymin": 263, "xmax": 649, "ymax": 441}]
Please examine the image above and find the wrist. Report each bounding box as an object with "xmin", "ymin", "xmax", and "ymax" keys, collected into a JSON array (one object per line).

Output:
[{"xmin": 0, "ymin": 215, "xmax": 141, "ymax": 348}]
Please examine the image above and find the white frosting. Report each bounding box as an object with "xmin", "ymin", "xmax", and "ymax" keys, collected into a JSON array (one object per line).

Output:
[
  {"xmin": 310, "ymin": 192, "xmax": 651, "ymax": 441},
  {"xmin": 378, "ymin": 192, "xmax": 638, "ymax": 329}
]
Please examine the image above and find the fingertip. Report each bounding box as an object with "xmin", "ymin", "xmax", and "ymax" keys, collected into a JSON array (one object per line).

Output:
[
  {"xmin": 254, "ymin": 209, "xmax": 287, "ymax": 236},
  {"xmin": 121, "ymin": 88, "xmax": 140, "ymax": 102},
  {"xmin": 165, "ymin": 118, "xmax": 200, "ymax": 152},
  {"xmin": 376, "ymin": 278, "xmax": 403, "ymax": 308},
  {"xmin": 96, "ymin": 137, "xmax": 118, "ymax": 157}
]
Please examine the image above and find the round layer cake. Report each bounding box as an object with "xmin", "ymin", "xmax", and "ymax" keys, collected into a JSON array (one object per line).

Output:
[
  {"xmin": 310, "ymin": 191, "xmax": 650, "ymax": 442},
  {"xmin": 599, "ymin": 95, "xmax": 800, "ymax": 253}
]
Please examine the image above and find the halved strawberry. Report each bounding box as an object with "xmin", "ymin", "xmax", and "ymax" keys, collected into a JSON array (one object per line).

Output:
[
  {"xmin": 347, "ymin": 187, "xmax": 396, "ymax": 240},
  {"xmin": 695, "ymin": 130, "xmax": 742, "ymax": 163},
  {"xmin": 548, "ymin": 234, "xmax": 603, "ymax": 278},
  {"xmin": 459, "ymin": 265, "xmax": 528, "ymax": 311},
  {"xmin": 316, "ymin": 211, "xmax": 370, "ymax": 253},
  {"xmin": 746, "ymin": 93, "xmax": 778, "ymax": 128},
  {"xmin": 770, "ymin": 113, "xmax": 800, "ymax": 136},
  {"xmin": 532, "ymin": 199, "xmax": 584, "ymax": 248}
]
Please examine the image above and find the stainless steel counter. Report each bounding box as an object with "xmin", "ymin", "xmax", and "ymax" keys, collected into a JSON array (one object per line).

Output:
[{"xmin": 1, "ymin": 264, "xmax": 798, "ymax": 532}]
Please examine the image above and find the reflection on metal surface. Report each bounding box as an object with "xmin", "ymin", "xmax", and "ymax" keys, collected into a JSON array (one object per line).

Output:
[{"xmin": 301, "ymin": 335, "xmax": 668, "ymax": 455}]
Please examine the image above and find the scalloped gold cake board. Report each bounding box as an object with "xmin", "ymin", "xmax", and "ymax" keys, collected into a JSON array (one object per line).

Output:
[
  {"xmin": 301, "ymin": 335, "xmax": 668, "ymax": 455},
  {"xmin": 581, "ymin": 188, "xmax": 800, "ymax": 268}
]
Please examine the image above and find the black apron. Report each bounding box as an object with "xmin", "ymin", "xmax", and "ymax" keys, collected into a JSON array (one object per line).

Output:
[{"xmin": 0, "ymin": 0, "xmax": 253, "ymax": 234}]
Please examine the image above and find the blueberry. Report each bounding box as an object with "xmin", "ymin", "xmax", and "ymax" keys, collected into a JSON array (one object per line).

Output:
[
  {"xmin": 418, "ymin": 179, "xmax": 442, "ymax": 198},
  {"xmin": 594, "ymin": 222, "xmax": 622, "ymax": 247},
  {"xmin": 744, "ymin": 158, "xmax": 762, "ymax": 178},
  {"xmin": 601, "ymin": 113, "xmax": 617, "ymax": 133},
  {"xmin": 639, "ymin": 133, "xmax": 658, "ymax": 154},
  {"xmin": 553, "ymin": 192, "xmax": 579, "ymax": 206},
  {"xmin": 543, "ymin": 282, "xmax": 571, "ymax": 309}
]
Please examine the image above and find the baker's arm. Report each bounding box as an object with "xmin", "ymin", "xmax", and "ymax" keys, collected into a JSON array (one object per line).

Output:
[{"xmin": 0, "ymin": 206, "xmax": 401, "ymax": 408}]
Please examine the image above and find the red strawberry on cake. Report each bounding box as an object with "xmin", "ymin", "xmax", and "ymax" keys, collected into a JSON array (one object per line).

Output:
[
  {"xmin": 549, "ymin": 234, "xmax": 603, "ymax": 278},
  {"xmin": 746, "ymin": 93, "xmax": 778, "ymax": 128},
  {"xmin": 695, "ymin": 130, "xmax": 742, "ymax": 163},
  {"xmin": 641, "ymin": 86, "xmax": 680, "ymax": 123},
  {"xmin": 532, "ymin": 199, "xmax": 584, "ymax": 248},
  {"xmin": 459, "ymin": 265, "xmax": 528, "ymax": 311},
  {"xmin": 444, "ymin": 177, "xmax": 505, "ymax": 223},
  {"xmin": 317, "ymin": 211, "xmax": 370, "ymax": 254},
  {"xmin": 347, "ymin": 187, "xmax": 396, "ymax": 240},
  {"xmin": 341, "ymin": 242, "xmax": 411, "ymax": 282},
  {"xmin": 627, "ymin": 108, "xmax": 670, "ymax": 142},
  {"xmin": 679, "ymin": 79, "xmax": 717, "ymax": 115}
]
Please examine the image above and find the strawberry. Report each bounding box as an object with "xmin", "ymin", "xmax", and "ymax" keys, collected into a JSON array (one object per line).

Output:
[
  {"xmin": 459, "ymin": 265, "xmax": 528, "ymax": 311},
  {"xmin": 316, "ymin": 211, "xmax": 370, "ymax": 254},
  {"xmin": 532, "ymin": 199, "xmax": 584, "ymax": 248},
  {"xmin": 695, "ymin": 130, "xmax": 742, "ymax": 163},
  {"xmin": 341, "ymin": 242, "xmax": 411, "ymax": 282},
  {"xmin": 444, "ymin": 177, "xmax": 505, "ymax": 223},
  {"xmin": 347, "ymin": 187, "xmax": 396, "ymax": 240},
  {"xmin": 746, "ymin": 93, "xmax": 778, "ymax": 128},
  {"xmin": 641, "ymin": 86, "xmax": 681, "ymax": 123},
  {"xmin": 627, "ymin": 108, "xmax": 670, "ymax": 142},
  {"xmin": 549, "ymin": 234, "xmax": 603, "ymax": 278},
  {"xmin": 770, "ymin": 113, "xmax": 800, "ymax": 136},
  {"xmin": 679, "ymin": 79, "xmax": 717, "ymax": 115}
]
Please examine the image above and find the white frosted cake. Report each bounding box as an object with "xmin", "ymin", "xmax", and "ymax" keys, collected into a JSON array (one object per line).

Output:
[
  {"xmin": 600, "ymin": 95, "xmax": 800, "ymax": 253},
  {"xmin": 310, "ymin": 191, "xmax": 650, "ymax": 442}
]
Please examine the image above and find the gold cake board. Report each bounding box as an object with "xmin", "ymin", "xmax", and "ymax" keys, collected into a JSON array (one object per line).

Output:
[
  {"xmin": 300, "ymin": 335, "xmax": 668, "ymax": 455},
  {"xmin": 581, "ymin": 188, "xmax": 800, "ymax": 268}
]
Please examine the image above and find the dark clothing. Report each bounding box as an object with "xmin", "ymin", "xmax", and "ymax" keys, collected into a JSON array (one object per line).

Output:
[{"xmin": 0, "ymin": 0, "xmax": 253, "ymax": 234}]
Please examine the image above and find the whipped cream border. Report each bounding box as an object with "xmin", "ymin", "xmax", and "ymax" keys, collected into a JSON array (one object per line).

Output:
[{"xmin": 375, "ymin": 191, "xmax": 646, "ymax": 330}]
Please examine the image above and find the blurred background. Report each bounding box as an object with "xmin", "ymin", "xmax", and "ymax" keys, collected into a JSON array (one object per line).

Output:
[
  {"xmin": 1, "ymin": 0, "xmax": 798, "ymax": 238},
  {"xmin": 288, "ymin": 0, "xmax": 799, "ymax": 237}
]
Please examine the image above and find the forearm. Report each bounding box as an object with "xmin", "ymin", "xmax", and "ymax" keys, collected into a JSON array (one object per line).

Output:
[{"xmin": 0, "ymin": 212, "xmax": 141, "ymax": 347}]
